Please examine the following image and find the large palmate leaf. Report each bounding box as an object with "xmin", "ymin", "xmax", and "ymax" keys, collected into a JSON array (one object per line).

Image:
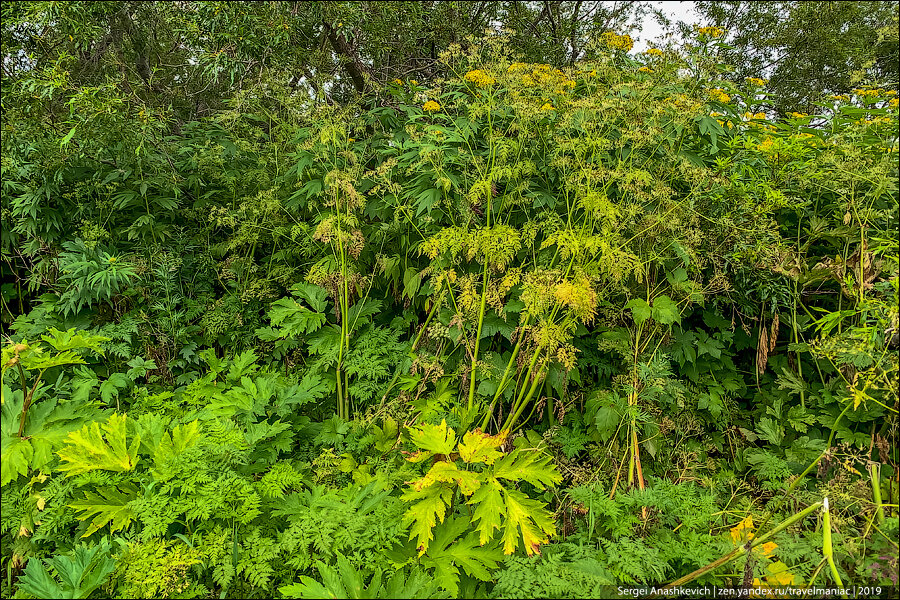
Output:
[
  {"xmin": 279, "ymin": 555, "xmax": 447, "ymax": 599},
  {"xmin": 69, "ymin": 483, "xmax": 138, "ymax": 537},
  {"xmin": 57, "ymin": 413, "xmax": 140, "ymax": 476},
  {"xmin": 468, "ymin": 477, "xmax": 505, "ymax": 545},
  {"xmin": 406, "ymin": 419, "xmax": 456, "ymax": 462},
  {"xmin": 401, "ymin": 482, "xmax": 454, "ymax": 554},
  {"xmin": 19, "ymin": 542, "xmax": 116, "ymax": 599},
  {"xmin": 420, "ymin": 518, "xmax": 503, "ymax": 596},
  {"xmin": 456, "ymin": 429, "xmax": 505, "ymax": 465},
  {"xmin": 1, "ymin": 385, "xmax": 102, "ymax": 485},
  {"xmin": 492, "ymin": 446, "xmax": 562, "ymax": 490},
  {"xmin": 500, "ymin": 488, "xmax": 556, "ymax": 556},
  {"xmin": 402, "ymin": 421, "xmax": 561, "ymax": 556}
]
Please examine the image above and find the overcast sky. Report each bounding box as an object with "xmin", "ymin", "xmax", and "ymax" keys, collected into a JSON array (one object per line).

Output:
[{"xmin": 633, "ymin": 1, "xmax": 700, "ymax": 51}]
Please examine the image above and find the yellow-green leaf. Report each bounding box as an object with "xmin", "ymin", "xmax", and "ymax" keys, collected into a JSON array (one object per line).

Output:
[
  {"xmin": 401, "ymin": 483, "xmax": 454, "ymax": 554},
  {"xmin": 468, "ymin": 477, "xmax": 505, "ymax": 545},
  {"xmin": 457, "ymin": 429, "xmax": 505, "ymax": 465},
  {"xmin": 57, "ymin": 413, "xmax": 140, "ymax": 476},
  {"xmin": 406, "ymin": 419, "xmax": 456, "ymax": 462},
  {"xmin": 493, "ymin": 447, "xmax": 562, "ymax": 490},
  {"xmin": 414, "ymin": 461, "xmax": 482, "ymax": 496},
  {"xmin": 69, "ymin": 484, "xmax": 137, "ymax": 537},
  {"xmin": 501, "ymin": 488, "xmax": 556, "ymax": 555}
]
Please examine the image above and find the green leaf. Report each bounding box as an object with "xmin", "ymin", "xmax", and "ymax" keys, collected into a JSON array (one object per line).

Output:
[
  {"xmin": 625, "ymin": 298, "xmax": 651, "ymax": 326},
  {"xmin": 1, "ymin": 435, "xmax": 34, "ymax": 486},
  {"xmin": 406, "ymin": 419, "xmax": 457, "ymax": 461},
  {"xmin": 19, "ymin": 542, "xmax": 116, "ymax": 599},
  {"xmin": 401, "ymin": 482, "xmax": 454, "ymax": 554},
  {"xmin": 421, "ymin": 518, "xmax": 503, "ymax": 596},
  {"xmin": 756, "ymin": 416, "xmax": 785, "ymax": 445},
  {"xmin": 57, "ymin": 413, "xmax": 140, "ymax": 476},
  {"xmin": 69, "ymin": 484, "xmax": 138, "ymax": 537},
  {"xmin": 468, "ymin": 477, "xmax": 504, "ymax": 545},
  {"xmin": 457, "ymin": 429, "xmax": 505, "ymax": 465},
  {"xmin": 651, "ymin": 295, "xmax": 681, "ymax": 325},
  {"xmin": 98, "ymin": 373, "xmax": 129, "ymax": 403},
  {"xmin": 500, "ymin": 488, "xmax": 556, "ymax": 555},
  {"xmin": 152, "ymin": 420, "xmax": 201, "ymax": 473},
  {"xmin": 40, "ymin": 328, "xmax": 108, "ymax": 354},
  {"xmin": 492, "ymin": 447, "xmax": 562, "ymax": 490},
  {"xmin": 60, "ymin": 126, "xmax": 77, "ymax": 147}
]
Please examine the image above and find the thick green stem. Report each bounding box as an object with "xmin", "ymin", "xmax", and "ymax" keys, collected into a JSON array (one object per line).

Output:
[
  {"xmin": 822, "ymin": 498, "xmax": 846, "ymax": 594},
  {"xmin": 480, "ymin": 315, "xmax": 532, "ymax": 431},
  {"xmin": 870, "ymin": 463, "xmax": 885, "ymax": 525},
  {"xmin": 467, "ymin": 262, "xmax": 490, "ymax": 411}
]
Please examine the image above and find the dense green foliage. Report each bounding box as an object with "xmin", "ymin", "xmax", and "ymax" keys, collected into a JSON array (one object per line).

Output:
[{"xmin": 1, "ymin": 2, "xmax": 898, "ymax": 598}]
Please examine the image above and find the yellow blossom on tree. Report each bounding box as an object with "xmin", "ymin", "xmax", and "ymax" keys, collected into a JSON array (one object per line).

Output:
[
  {"xmin": 698, "ymin": 26, "xmax": 725, "ymax": 38},
  {"xmin": 599, "ymin": 32, "xmax": 633, "ymax": 52},
  {"xmin": 463, "ymin": 69, "xmax": 496, "ymax": 88},
  {"xmin": 709, "ymin": 88, "xmax": 731, "ymax": 103}
]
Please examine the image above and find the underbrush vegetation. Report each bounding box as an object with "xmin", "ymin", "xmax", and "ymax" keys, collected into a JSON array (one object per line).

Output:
[{"xmin": 1, "ymin": 4, "xmax": 898, "ymax": 598}]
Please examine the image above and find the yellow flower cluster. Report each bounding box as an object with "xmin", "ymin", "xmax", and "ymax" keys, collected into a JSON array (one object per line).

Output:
[
  {"xmin": 392, "ymin": 78, "xmax": 403, "ymax": 85},
  {"xmin": 742, "ymin": 111, "xmax": 766, "ymax": 120},
  {"xmin": 757, "ymin": 137, "xmax": 776, "ymax": 154},
  {"xmin": 599, "ymin": 32, "xmax": 634, "ymax": 52},
  {"xmin": 709, "ymin": 88, "xmax": 731, "ymax": 103},
  {"xmin": 515, "ymin": 64, "xmax": 576, "ymax": 93},
  {"xmin": 890, "ymin": 98, "xmax": 899, "ymax": 108},
  {"xmin": 643, "ymin": 48, "xmax": 664, "ymax": 57},
  {"xmin": 830, "ymin": 94, "xmax": 850, "ymax": 102},
  {"xmin": 553, "ymin": 276, "xmax": 597, "ymax": 323},
  {"xmin": 540, "ymin": 102, "xmax": 555, "ymax": 111},
  {"xmin": 853, "ymin": 88, "xmax": 884, "ymax": 97},
  {"xmin": 787, "ymin": 111, "xmax": 808, "ymax": 119},
  {"xmin": 698, "ymin": 26, "xmax": 725, "ymax": 38},
  {"xmin": 422, "ymin": 100, "xmax": 441, "ymax": 112},
  {"xmin": 638, "ymin": 66, "xmax": 653, "ymax": 73},
  {"xmin": 463, "ymin": 69, "xmax": 496, "ymax": 88},
  {"xmin": 745, "ymin": 77, "xmax": 768, "ymax": 86}
]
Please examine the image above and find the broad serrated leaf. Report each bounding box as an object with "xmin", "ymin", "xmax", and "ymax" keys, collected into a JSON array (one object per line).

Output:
[
  {"xmin": 457, "ymin": 429, "xmax": 505, "ymax": 465},
  {"xmin": 407, "ymin": 419, "xmax": 457, "ymax": 461},
  {"xmin": 651, "ymin": 295, "xmax": 681, "ymax": 325},
  {"xmin": 21, "ymin": 350, "xmax": 86, "ymax": 371},
  {"xmin": 98, "ymin": 373, "xmax": 129, "ymax": 403},
  {"xmin": 152, "ymin": 420, "xmax": 201, "ymax": 474},
  {"xmin": 500, "ymin": 488, "xmax": 556, "ymax": 555},
  {"xmin": 19, "ymin": 541, "xmax": 116, "ymax": 600},
  {"xmin": 421, "ymin": 518, "xmax": 502, "ymax": 596},
  {"xmin": 57, "ymin": 413, "xmax": 140, "ymax": 476},
  {"xmin": 1, "ymin": 435, "xmax": 34, "ymax": 485},
  {"xmin": 414, "ymin": 461, "xmax": 481, "ymax": 495},
  {"xmin": 268, "ymin": 297, "xmax": 326, "ymax": 336},
  {"xmin": 625, "ymin": 298, "xmax": 651, "ymax": 326},
  {"xmin": 401, "ymin": 482, "xmax": 454, "ymax": 554},
  {"xmin": 290, "ymin": 282, "xmax": 329, "ymax": 313},
  {"xmin": 492, "ymin": 447, "xmax": 562, "ymax": 490},
  {"xmin": 69, "ymin": 484, "xmax": 138, "ymax": 537},
  {"xmin": 468, "ymin": 477, "xmax": 505, "ymax": 545},
  {"xmin": 40, "ymin": 328, "xmax": 109, "ymax": 355}
]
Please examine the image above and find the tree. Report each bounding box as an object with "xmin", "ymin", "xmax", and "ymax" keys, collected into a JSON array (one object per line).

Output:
[{"xmin": 692, "ymin": 1, "xmax": 900, "ymax": 114}]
